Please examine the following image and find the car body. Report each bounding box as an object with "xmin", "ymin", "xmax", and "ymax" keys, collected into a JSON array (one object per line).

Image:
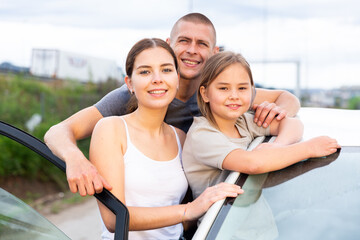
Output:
[{"xmin": 1, "ymin": 107, "xmax": 359, "ymax": 240}]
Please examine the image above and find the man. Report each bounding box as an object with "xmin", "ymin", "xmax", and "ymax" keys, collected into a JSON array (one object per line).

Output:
[{"xmin": 44, "ymin": 13, "xmax": 300, "ymax": 197}]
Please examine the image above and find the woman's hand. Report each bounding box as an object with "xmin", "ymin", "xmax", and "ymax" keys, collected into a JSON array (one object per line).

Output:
[{"xmin": 184, "ymin": 183, "xmax": 244, "ymax": 221}]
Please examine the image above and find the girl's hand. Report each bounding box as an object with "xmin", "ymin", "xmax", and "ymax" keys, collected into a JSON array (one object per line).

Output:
[
  {"xmin": 306, "ymin": 136, "xmax": 341, "ymax": 158},
  {"xmin": 184, "ymin": 183, "xmax": 244, "ymax": 221}
]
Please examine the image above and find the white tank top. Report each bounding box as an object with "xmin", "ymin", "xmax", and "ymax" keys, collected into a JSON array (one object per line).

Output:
[{"xmin": 101, "ymin": 118, "xmax": 188, "ymax": 240}]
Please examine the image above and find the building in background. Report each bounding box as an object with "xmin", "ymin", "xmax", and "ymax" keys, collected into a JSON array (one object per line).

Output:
[{"xmin": 30, "ymin": 49, "xmax": 124, "ymax": 83}]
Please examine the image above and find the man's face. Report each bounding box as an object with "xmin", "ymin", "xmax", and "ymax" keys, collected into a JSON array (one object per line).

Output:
[{"xmin": 168, "ymin": 21, "xmax": 219, "ymax": 81}]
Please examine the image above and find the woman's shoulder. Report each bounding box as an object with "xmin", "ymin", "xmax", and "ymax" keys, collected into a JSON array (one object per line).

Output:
[
  {"xmin": 172, "ymin": 126, "xmax": 186, "ymax": 146},
  {"xmin": 94, "ymin": 116, "xmax": 127, "ymax": 137}
]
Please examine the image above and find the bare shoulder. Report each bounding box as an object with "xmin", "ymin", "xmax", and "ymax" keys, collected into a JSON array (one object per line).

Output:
[
  {"xmin": 174, "ymin": 127, "xmax": 186, "ymax": 147},
  {"xmin": 93, "ymin": 116, "xmax": 127, "ymax": 140}
]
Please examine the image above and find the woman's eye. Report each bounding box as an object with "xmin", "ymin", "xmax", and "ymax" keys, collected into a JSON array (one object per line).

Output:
[
  {"xmin": 239, "ymin": 87, "xmax": 247, "ymax": 90},
  {"xmin": 140, "ymin": 70, "xmax": 149, "ymax": 75},
  {"xmin": 163, "ymin": 68, "xmax": 173, "ymax": 73},
  {"xmin": 219, "ymin": 87, "xmax": 228, "ymax": 90}
]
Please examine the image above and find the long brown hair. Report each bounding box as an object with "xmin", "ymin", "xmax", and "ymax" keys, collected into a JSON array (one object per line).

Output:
[
  {"xmin": 197, "ymin": 51, "xmax": 255, "ymax": 127},
  {"xmin": 125, "ymin": 38, "xmax": 178, "ymax": 113}
]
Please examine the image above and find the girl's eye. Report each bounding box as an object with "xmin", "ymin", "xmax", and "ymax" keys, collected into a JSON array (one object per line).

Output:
[
  {"xmin": 239, "ymin": 87, "xmax": 247, "ymax": 90},
  {"xmin": 219, "ymin": 87, "xmax": 228, "ymax": 90},
  {"xmin": 140, "ymin": 70, "xmax": 150, "ymax": 75}
]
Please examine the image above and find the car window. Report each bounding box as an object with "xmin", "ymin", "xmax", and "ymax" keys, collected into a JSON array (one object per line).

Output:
[
  {"xmin": 206, "ymin": 147, "xmax": 360, "ymax": 239},
  {"xmin": 0, "ymin": 188, "xmax": 70, "ymax": 240}
]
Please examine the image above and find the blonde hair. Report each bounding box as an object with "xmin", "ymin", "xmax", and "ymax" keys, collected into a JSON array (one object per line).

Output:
[{"xmin": 197, "ymin": 51, "xmax": 255, "ymax": 127}]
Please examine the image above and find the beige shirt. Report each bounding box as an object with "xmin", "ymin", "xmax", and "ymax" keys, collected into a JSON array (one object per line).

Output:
[{"xmin": 182, "ymin": 113, "xmax": 271, "ymax": 199}]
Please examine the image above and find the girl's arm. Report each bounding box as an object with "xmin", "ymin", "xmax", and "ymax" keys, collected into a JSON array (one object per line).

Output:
[
  {"xmin": 90, "ymin": 118, "xmax": 244, "ymax": 233},
  {"xmin": 269, "ymin": 116, "xmax": 304, "ymax": 145},
  {"xmin": 222, "ymin": 136, "xmax": 340, "ymax": 175}
]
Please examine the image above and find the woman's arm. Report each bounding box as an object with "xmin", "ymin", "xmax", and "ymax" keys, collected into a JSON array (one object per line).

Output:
[
  {"xmin": 222, "ymin": 136, "xmax": 340, "ymax": 175},
  {"xmin": 90, "ymin": 118, "xmax": 244, "ymax": 232}
]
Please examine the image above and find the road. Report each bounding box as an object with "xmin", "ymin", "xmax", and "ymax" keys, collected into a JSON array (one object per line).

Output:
[{"xmin": 46, "ymin": 198, "xmax": 103, "ymax": 240}]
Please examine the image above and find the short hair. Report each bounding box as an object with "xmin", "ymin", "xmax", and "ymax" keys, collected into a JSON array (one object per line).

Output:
[
  {"xmin": 170, "ymin": 13, "xmax": 217, "ymax": 46},
  {"xmin": 197, "ymin": 51, "xmax": 255, "ymax": 127}
]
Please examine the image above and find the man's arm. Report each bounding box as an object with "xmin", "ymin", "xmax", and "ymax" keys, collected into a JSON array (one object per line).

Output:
[
  {"xmin": 44, "ymin": 106, "xmax": 112, "ymax": 196},
  {"xmin": 252, "ymin": 88, "xmax": 301, "ymax": 128}
]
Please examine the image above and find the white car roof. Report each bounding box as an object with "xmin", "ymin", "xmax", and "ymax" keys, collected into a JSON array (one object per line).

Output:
[{"xmin": 299, "ymin": 107, "xmax": 360, "ymax": 146}]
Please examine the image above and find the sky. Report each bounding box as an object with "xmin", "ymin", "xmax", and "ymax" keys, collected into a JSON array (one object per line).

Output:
[{"xmin": 1, "ymin": 0, "xmax": 359, "ymax": 90}]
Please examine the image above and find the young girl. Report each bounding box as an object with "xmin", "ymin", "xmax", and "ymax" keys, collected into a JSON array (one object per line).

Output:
[
  {"xmin": 89, "ymin": 39, "xmax": 244, "ymax": 240},
  {"xmin": 182, "ymin": 51, "xmax": 340, "ymax": 199}
]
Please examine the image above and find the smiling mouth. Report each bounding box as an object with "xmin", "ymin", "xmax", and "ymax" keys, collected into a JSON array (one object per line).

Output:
[
  {"xmin": 148, "ymin": 89, "xmax": 167, "ymax": 94},
  {"xmin": 182, "ymin": 59, "xmax": 200, "ymax": 66},
  {"xmin": 227, "ymin": 104, "xmax": 241, "ymax": 109}
]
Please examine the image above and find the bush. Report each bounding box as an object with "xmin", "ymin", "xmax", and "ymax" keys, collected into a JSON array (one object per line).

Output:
[{"xmin": 0, "ymin": 74, "xmax": 120, "ymax": 188}]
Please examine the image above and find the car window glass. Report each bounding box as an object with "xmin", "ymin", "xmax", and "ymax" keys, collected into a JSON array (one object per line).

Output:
[{"xmin": 0, "ymin": 188, "xmax": 70, "ymax": 240}]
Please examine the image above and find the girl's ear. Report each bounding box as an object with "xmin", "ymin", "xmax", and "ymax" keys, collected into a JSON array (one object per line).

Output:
[
  {"xmin": 125, "ymin": 76, "xmax": 133, "ymax": 94},
  {"xmin": 200, "ymin": 86, "xmax": 209, "ymax": 103}
]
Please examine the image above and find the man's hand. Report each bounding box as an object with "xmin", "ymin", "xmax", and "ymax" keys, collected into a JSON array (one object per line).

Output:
[
  {"xmin": 66, "ymin": 156, "xmax": 112, "ymax": 196},
  {"xmin": 252, "ymin": 101, "xmax": 287, "ymax": 128}
]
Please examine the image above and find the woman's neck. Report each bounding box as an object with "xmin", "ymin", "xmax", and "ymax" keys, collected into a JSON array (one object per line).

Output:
[{"xmin": 128, "ymin": 106, "xmax": 168, "ymax": 135}]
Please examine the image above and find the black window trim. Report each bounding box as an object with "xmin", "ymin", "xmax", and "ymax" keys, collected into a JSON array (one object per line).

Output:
[{"xmin": 0, "ymin": 120, "xmax": 129, "ymax": 240}]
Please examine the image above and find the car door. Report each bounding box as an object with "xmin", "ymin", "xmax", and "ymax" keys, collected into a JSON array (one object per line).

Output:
[{"xmin": 0, "ymin": 121, "xmax": 129, "ymax": 240}]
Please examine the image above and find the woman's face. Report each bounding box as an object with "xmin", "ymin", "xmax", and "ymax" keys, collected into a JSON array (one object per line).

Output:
[
  {"xmin": 126, "ymin": 47, "xmax": 179, "ymax": 110},
  {"xmin": 200, "ymin": 63, "xmax": 252, "ymax": 124}
]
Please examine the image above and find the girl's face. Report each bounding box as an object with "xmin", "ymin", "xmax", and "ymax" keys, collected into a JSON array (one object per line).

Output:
[
  {"xmin": 126, "ymin": 47, "xmax": 179, "ymax": 110},
  {"xmin": 200, "ymin": 63, "xmax": 252, "ymax": 123}
]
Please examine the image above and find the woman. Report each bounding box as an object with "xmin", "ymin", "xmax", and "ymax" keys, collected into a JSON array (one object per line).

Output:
[{"xmin": 90, "ymin": 39, "xmax": 244, "ymax": 239}]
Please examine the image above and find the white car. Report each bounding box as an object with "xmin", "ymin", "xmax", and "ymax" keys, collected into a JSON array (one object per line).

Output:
[{"xmin": 192, "ymin": 107, "xmax": 360, "ymax": 240}]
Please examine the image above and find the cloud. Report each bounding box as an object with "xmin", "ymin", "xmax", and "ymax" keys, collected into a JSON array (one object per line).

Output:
[{"xmin": 0, "ymin": 0, "xmax": 359, "ymax": 89}]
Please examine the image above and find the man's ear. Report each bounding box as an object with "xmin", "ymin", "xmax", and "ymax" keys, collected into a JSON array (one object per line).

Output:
[
  {"xmin": 124, "ymin": 76, "xmax": 133, "ymax": 93},
  {"xmin": 166, "ymin": 38, "xmax": 171, "ymax": 45},
  {"xmin": 200, "ymin": 86, "xmax": 209, "ymax": 103},
  {"xmin": 213, "ymin": 46, "xmax": 220, "ymax": 54}
]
